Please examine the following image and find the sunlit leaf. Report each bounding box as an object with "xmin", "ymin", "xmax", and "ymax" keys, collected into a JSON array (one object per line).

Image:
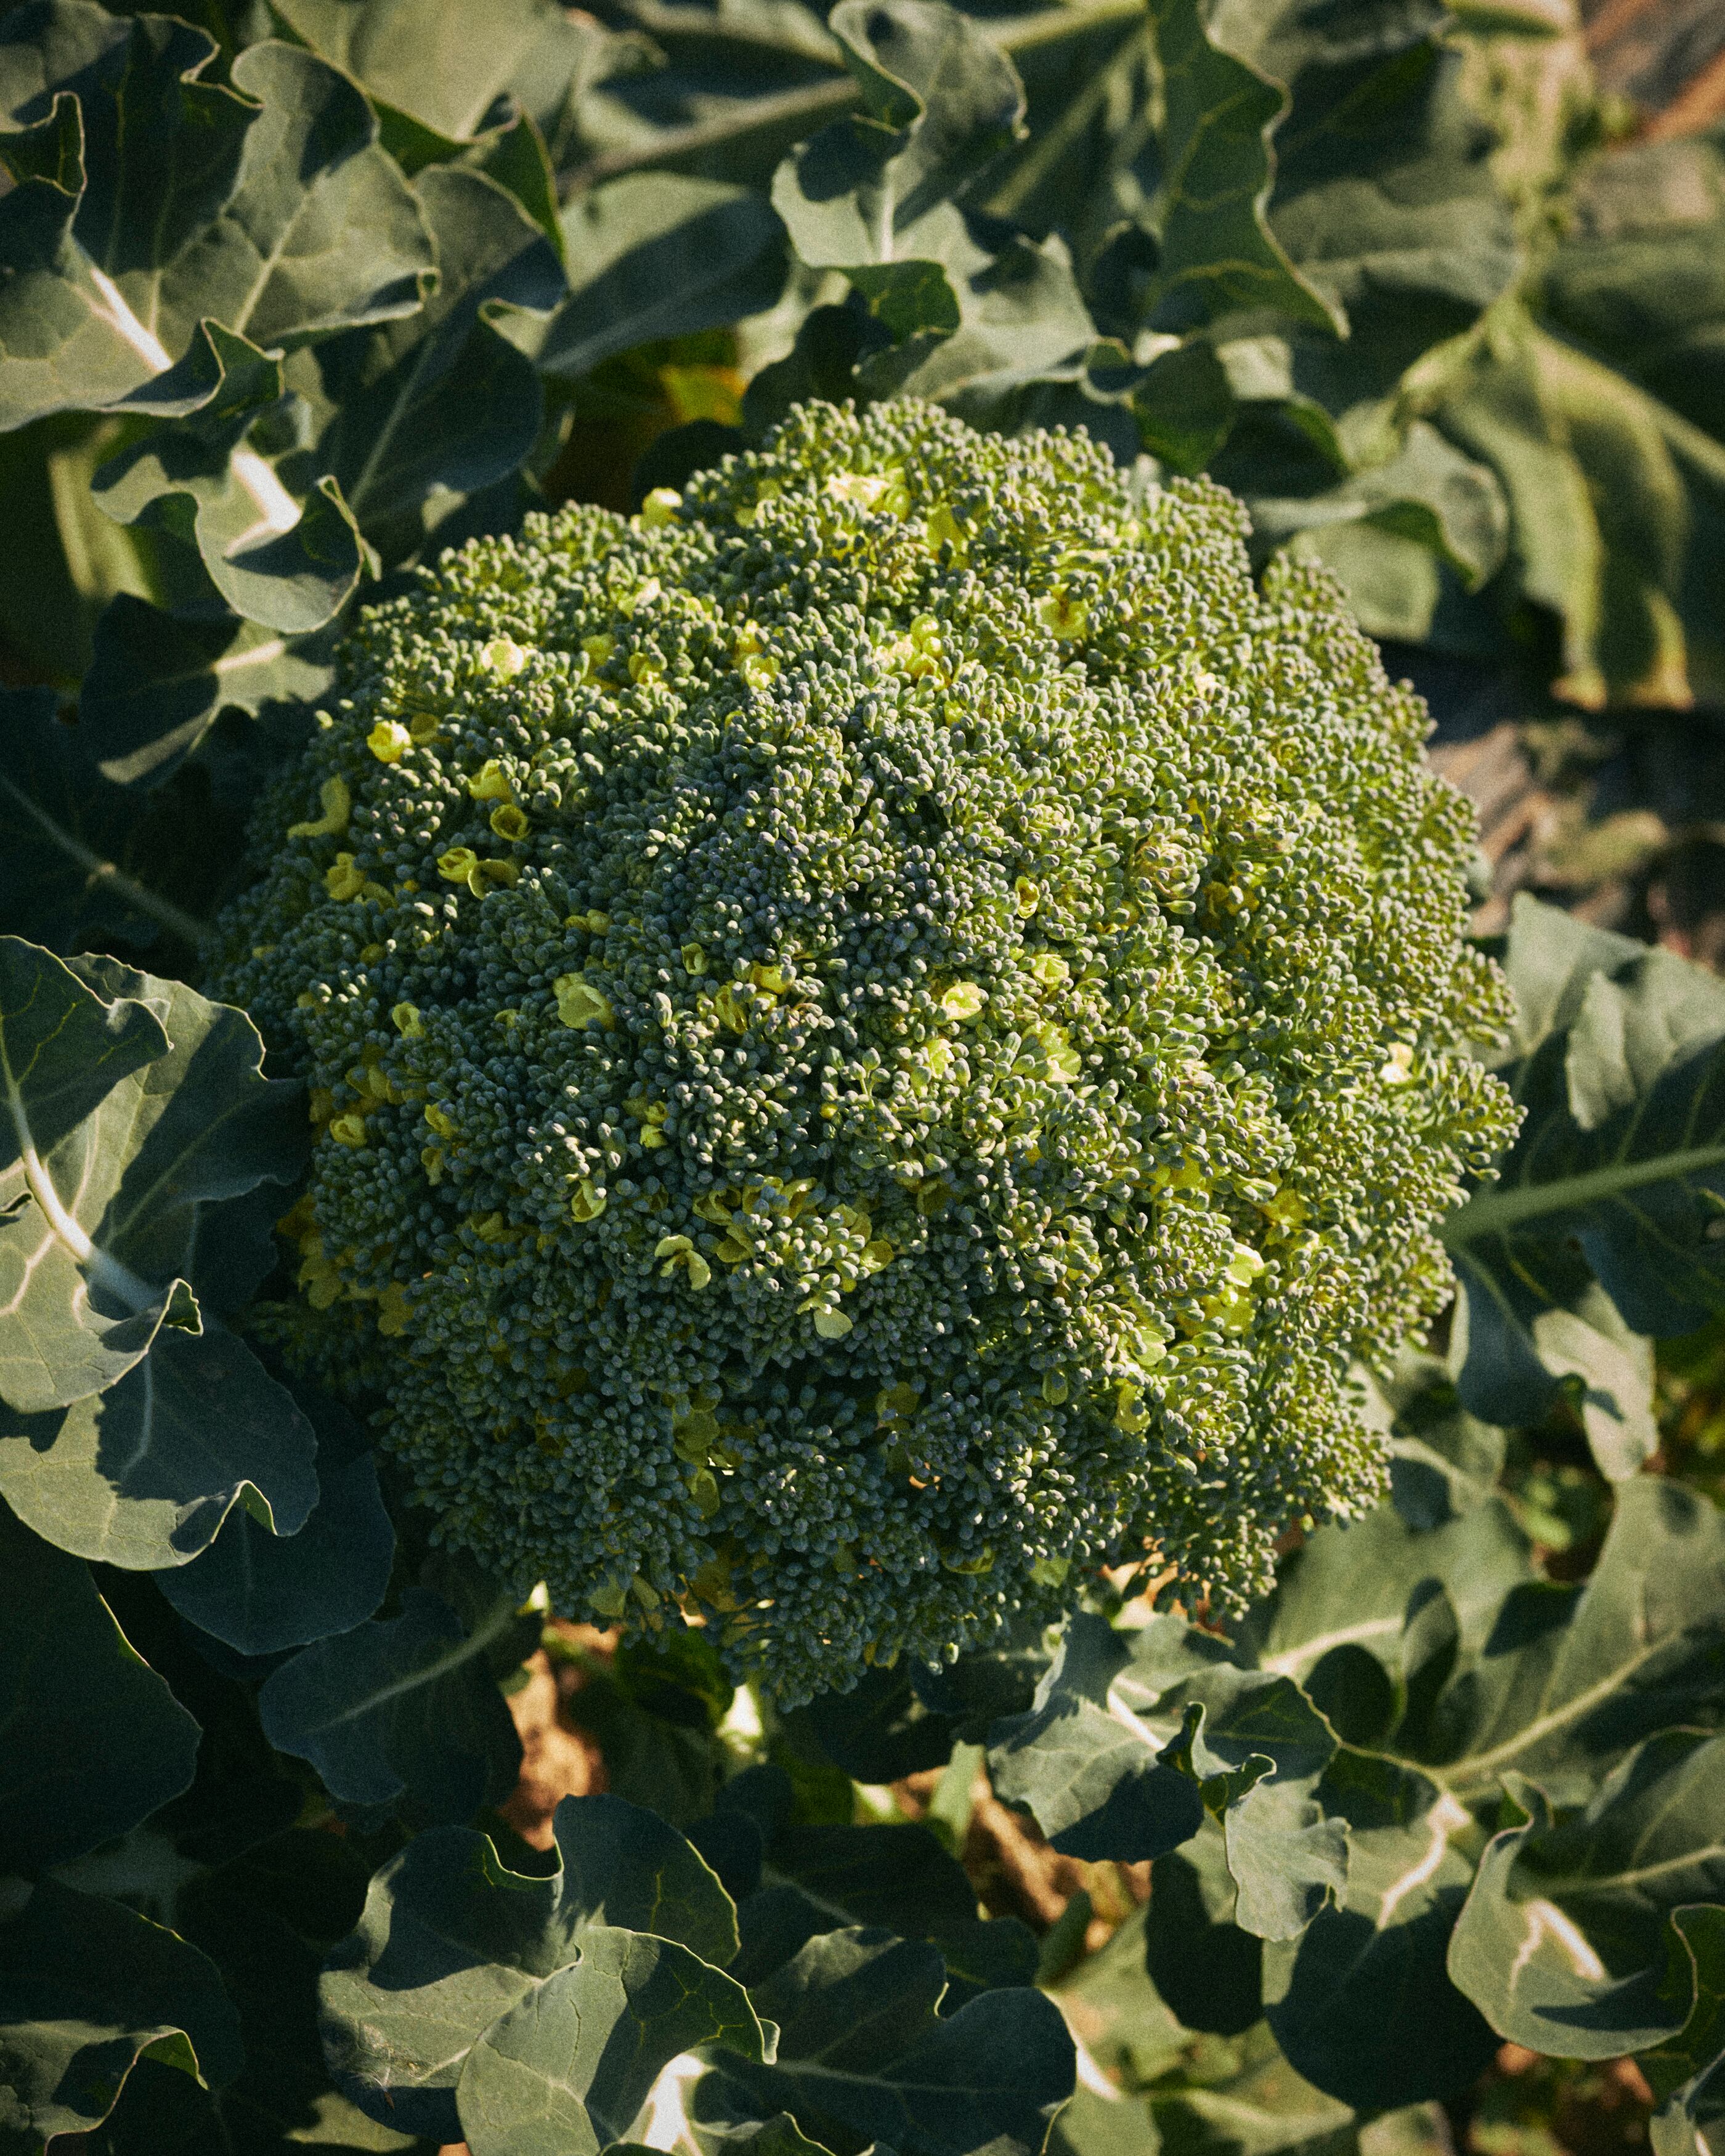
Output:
[{"xmin": 320, "ymin": 1791, "xmax": 737, "ymax": 2142}]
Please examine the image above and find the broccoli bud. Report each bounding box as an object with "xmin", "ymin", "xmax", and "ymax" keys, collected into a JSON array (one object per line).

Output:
[{"xmin": 213, "ymin": 399, "xmax": 1517, "ymax": 1703}]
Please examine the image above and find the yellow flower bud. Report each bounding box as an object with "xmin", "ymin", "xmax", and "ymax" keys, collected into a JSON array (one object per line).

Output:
[
  {"xmin": 325, "ymin": 854, "xmax": 367, "ymax": 902},
  {"xmin": 940, "ymin": 983, "xmax": 988, "ymax": 1022},
  {"xmin": 1037, "ymin": 591, "xmax": 1088, "ymax": 640},
  {"xmin": 569, "ymin": 1179, "xmax": 607, "ymax": 1223},
  {"xmin": 468, "ymin": 760, "xmax": 514, "ymax": 804},
  {"xmin": 287, "ymin": 776, "xmax": 351, "ymax": 838},
  {"xmin": 437, "ymin": 846, "xmax": 478, "ymax": 885},
  {"xmin": 329, "ymin": 1112, "xmax": 367, "ymax": 1148},
  {"xmin": 392, "ymin": 1002, "xmax": 424, "ymax": 1037},
  {"xmin": 490, "ymin": 804, "xmax": 530, "ymax": 843},
  {"xmin": 367, "ymin": 720, "xmax": 412, "ymax": 764},
  {"xmin": 482, "ymin": 637, "xmax": 528, "ymax": 677},
  {"xmin": 553, "ymin": 973, "xmax": 614, "ymax": 1030},
  {"xmin": 640, "ymin": 487, "xmax": 681, "ymax": 527}
]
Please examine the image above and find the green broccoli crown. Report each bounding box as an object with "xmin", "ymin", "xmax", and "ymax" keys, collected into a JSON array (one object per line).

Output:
[{"xmin": 213, "ymin": 398, "xmax": 1517, "ymax": 1703}]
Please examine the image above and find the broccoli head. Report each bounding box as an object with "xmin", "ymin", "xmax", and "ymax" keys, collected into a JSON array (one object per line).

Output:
[{"xmin": 213, "ymin": 398, "xmax": 1517, "ymax": 1703}]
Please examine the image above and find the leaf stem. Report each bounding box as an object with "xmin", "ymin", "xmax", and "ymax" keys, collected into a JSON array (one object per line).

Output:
[
  {"xmin": 1442, "ymin": 1140, "xmax": 1725, "ymax": 1245},
  {"xmin": 562, "ymin": 0, "xmax": 1150, "ymax": 195},
  {"xmin": 0, "ymin": 769, "xmax": 209, "ymax": 949}
]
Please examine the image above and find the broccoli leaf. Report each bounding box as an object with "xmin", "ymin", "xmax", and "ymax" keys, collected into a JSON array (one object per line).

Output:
[
  {"xmin": 0, "ymin": 1499, "xmax": 198, "ymax": 1871},
  {"xmin": 1137, "ymin": 0, "xmax": 1339, "ymax": 337},
  {"xmin": 698, "ymin": 1927, "xmax": 1075, "ymax": 2156},
  {"xmin": 309, "ymin": 164, "xmax": 564, "ymax": 565},
  {"xmin": 984, "ymin": 1613, "xmax": 1214, "ymax": 1863},
  {"xmin": 155, "ymin": 1390, "xmax": 394, "ymax": 1655},
  {"xmin": 319, "ymin": 1791, "xmax": 737, "ymax": 2141},
  {"xmin": 455, "ymin": 1926, "xmax": 772, "ymax": 2156},
  {"xmin": 1261, "ymin": 1751, "xmax": 1498, "ymax": 2109},
  {"xmin": 270, "ymin": 0, "xmax": 607, "ymax": 152},
  {"xmin": 1447, "ymin": 896, "xmax": 1725, "ymax": 1427},
  {"xmin": 765, "ymin": 0, "xmax": 1094, "ymax": 409},
  {"xmin": 1448, "ymin": 1733, "xmax": 1725, "ymax": 2057},
  {"xmin": 493, "ymin": 173, "xmax": 788, "ymax": 383},
  {"xmin": 769, "ymin": 0, "xmax": 1025, "ymax": 285},
  {"xmin": 0, "ymin": 934, "xmax": 179, "ymax": 1408},
  {"xmin": 986, "ymin": 1610, "xmax": 1345, "ymax": 1935},
  {"xmin": 0, "ymin": 944, "xmax": 315, "ymax": 1566},
  {"xmin": 0, "ymin": 11, "xmax": 432, "ymax": 432},
  {"xmin": 93, "ymin": 321, "xmax": 371, "ymax": 636},
  {"xmin": 259, "ymin": 1581, "xmax": 526, "ymax": 1831},
  {"xmin": 1641, "ymin": 1907, "xmax": 1725, "ymax": 2156},
  {"xmin": 0, "ymin": 1878, "xmax": 242, "ymax": 2149},
  {"xmin": 77, "ymin": 1825, "xmax": 415, "ymax": 2156},
  {"xmin": 78, "ymin": 594, "xmax": 329, "ymax": 790}
]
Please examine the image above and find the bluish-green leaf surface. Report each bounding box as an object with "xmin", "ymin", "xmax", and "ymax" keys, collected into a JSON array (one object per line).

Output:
[
  {"xmin": 0, "ymin": 942, "xmax": 315, "ymax": 1565},
  {"xmin": 319, "ymin": 1792, "xmax": 737, "ymax": 2140},
  {"xmin": 455, "ymin": 1926, "xmax": 772, "ymax": 2156},
  {"xmin": 259, "ymin": 1582, "xmax": 524, "ymax": 1828}
]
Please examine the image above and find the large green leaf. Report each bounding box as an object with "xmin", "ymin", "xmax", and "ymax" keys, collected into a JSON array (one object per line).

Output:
[
  {"xmin": 154, "ymin": 1390, "xmax": 394, "ymax": 1655},
  {"xmin": 769, "ymin": 0, "xmax": 1024, "ymax": 287},
  {"xmin": 988, "ymin": 1611, "xmax": 1347, "ymax": 1937},
  {"xmin": 456, "ymin": 1927, "xmax": 771, "ymax": 2156},
  {"xmin": 259, "ymin": 1582, "xmax": 524, "ymax": 1827},
  {"xmin": 0, "ymin": 9, "xmax": 432, "ymax": 432},
  {"xmin": 0, "ymin": 1499, "xmax": 198, "ymax": 1871},
  {"xmin": 1437, "ymin": 307, "xmax": 1700, "ymax": 709},
  {"xmin": 1446, "ymin": 897, "xmax": 1725, "ymax": 1411},
  {"xmin": 0, "ymin": 944, "xmax": 315, "ymax": 1566},
  {"xmin": 77, "ymin": 1825, "xmax": 419, "ymax": 2155},
  {"xmin": 984, "ymin": 1613, "xmax": 1214, "ymax": 1863},
  {"xmin": 271, "ymin": 0, "xmax": 606, "ymax": 150},
  {"xmin": 497, "ymin": 172, "xmax": 787, "ymax": 382},
  {"xmin": 0, "ymin": 1876, "xmax": 242, "ymax": 2150},
  {"xmin": 0, "ymin": 935, "xmax": 179, "ymax": 1408},
  {"xmin": 93, "ymin": 322, "xmax": 371, "ymax": 636},
  {"xmin": 1249, "ymin": 3, "xmax": 1519, "ymax": 407},
  {"xmin": 1137, "ymin": 0, "xmax": 1338, "ymax": 336},
  {"xmin": 1260, "ymin": 1749, "xmax": 1497, "ymax": 2109},
  {"xmin": 78, "ymin": 593, "xmax": 330, "ymax": 789},
  {"xmin": 1448, "ymin": 1732, "xmax": 1725, "ymax": 2058},
  {"xmin": 1533, "ymin": 129, "xmax": 1725, "ymax": 707},
  {"xmin": 0, "ymin": 6, "xmax": 251, "ymax": 426},
  {"xmin": 0, "ymin": 1323, "xmax": 319, "ymax": 1570},
  {"xmin": 306, "ymin": 164, "xmax": 564, "ymax": 562},
  {"xmin": 1366, "ymin": 1478, "xmax": 1725, "ymax": 1802},
  {"xmin": 699, "ymin": 1926, "xmax": 1076, "ymax": 2156},
  {"xmin": 181, "ymin": 37, "xmax": 432, "ymax": 347},
  {"xmin": 0, "ymin": 686, "xmax": 212, "ymax": 957},
  {"xmin": 1642, "ymin": 1905, "xmax": 1725, "ymax": 2156},
  {"xmin": 319, "ymin": 1792, "xmax": 737, "ymax": 2141}
]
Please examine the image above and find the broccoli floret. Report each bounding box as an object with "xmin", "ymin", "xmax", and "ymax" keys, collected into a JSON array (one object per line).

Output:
[{"xmin": 211, "ymin": 399, "xmax": 1517, "ymax": 1703}]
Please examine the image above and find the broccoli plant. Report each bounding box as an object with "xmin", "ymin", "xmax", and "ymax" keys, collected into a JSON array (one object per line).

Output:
[{"xmin": 209, "ymin": 400, "xmax": 1516, "ymax": 1700}]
